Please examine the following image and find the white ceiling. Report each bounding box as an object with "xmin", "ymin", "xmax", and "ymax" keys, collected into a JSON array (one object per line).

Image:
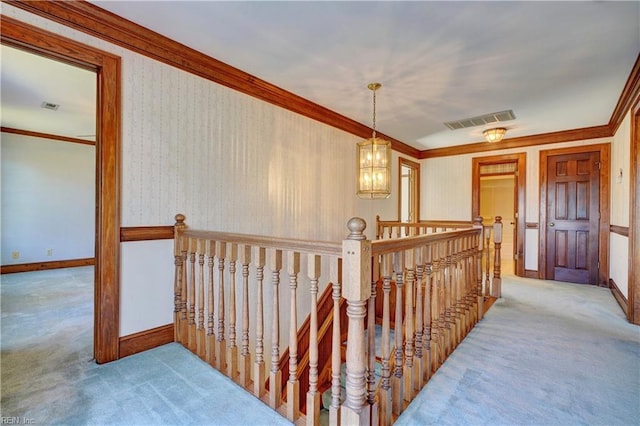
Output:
[
  {"xmin": 2, "ymin": 1, "xmax": 639, "ymax": 150},
  {"xmin": 1, "ymin": 45, "xmax": 97, "ymax": 140}
]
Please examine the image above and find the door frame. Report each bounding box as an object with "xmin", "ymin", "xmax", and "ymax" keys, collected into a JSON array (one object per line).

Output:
[
  {"xmin": 629, "ymin": 101, "xmax": 639, "ymax": 324},
  {"xmin": 398, "ymin": 157, "xmax": 420, "ymax": 222},
  {"xmin": 1, "ymin": 16, "xmax": 122, "ymax": 363},
  {"xmin": 472, "ymin": 153, "xmax": 526, "ymax": 277},
  {"xmin": 539, "ymin": 143, "xmax": 610, "ymax": 286}
]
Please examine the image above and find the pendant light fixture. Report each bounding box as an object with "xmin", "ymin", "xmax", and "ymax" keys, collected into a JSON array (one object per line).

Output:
[{"xmin": 357, "ymin": 82, "xmax": 392, "ymax": 199}]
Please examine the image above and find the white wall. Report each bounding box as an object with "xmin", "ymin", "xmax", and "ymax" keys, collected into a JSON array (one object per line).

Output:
[
  {"xmin": 1, "ymin": 133, "xmax": 95, "ymax": 264},
  {"xmin": 609, "ymin": 111, "xmax": 632, "ymax": 297},
  {"xmin": 2, "ymin": 4, "xmax": 398, "ymax": 336}
]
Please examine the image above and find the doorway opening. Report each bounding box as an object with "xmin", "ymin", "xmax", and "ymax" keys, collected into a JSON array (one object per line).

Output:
[
  {"xmin": 472, "ymin": 153, "xmax": 526, "ymax": 277},
  {"xmin": 2, "ymin": 16, "xmax": 122, "ymax": 363},
  {"xmin": 399, "ymin": 157, "xmax": 420, "ymax": 222},
  {"xmin": 1, "ymin": 43, "xmax": 97, "ymax": 368}
]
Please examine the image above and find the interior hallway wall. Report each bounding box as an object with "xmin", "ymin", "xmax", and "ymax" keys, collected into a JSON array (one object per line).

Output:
[
  {"xmin": 419, "ymin": 136, "xmax": 617, "ymax": 274},
  {"xmin": 2, "ymin": 4, "xmax": 399, "ymax": 337}
]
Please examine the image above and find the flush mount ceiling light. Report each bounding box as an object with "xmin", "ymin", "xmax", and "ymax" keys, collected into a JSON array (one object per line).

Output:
[
  {"xmin": 483, "ymin": 127, "xmax": 507, "ymax": 143},
  {"xmin": 357, "ymin": 82, "xmax": 391, "ymax": 199}
]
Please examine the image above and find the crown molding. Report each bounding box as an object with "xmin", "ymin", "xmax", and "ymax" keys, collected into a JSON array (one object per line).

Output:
[
  {"xmin": 4, "ymin": 1, "xmax": 635, "ymax": 161},
  {"xmin": 1, "ymin": 126, "xmax": 95, "ymax": 145},
  {"xmin": 419, "ymin": 125, "xmax": 612, "ymax": 159},
  {"xmin": 3, "ymin": 0, "xmax": 420, "ymax": 158},
  {"xmin": 609, "ymin": 52, "xmax": 640, "ymax": 135}
]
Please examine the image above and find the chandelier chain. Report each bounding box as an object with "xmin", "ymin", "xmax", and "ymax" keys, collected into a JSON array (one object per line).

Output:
[{"xmin": 372, "ymin": 88, "xmax": 377, "ymax": 138}]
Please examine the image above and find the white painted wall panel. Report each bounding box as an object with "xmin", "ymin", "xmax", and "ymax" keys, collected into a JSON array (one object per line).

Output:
[
  {"xmin": 525, "ymin": 229, "xmax": 539, "ymax": 271},
  {"xmin": 1, "ymin": 133, "xmax": 95, "ymax": 264},
  {"xmin": 610, "ymin": 233, "xmax": 629, "ymax": 299},
  {"xmin": 120, "ymin": 240, "xmax": 174, "ymax": 336}
]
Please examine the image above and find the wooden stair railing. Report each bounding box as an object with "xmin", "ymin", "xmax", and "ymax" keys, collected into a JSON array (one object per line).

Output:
[
  {"xmin": 275, "ymin": 282, "xmax": 348, "ymax": 414},
  {"xmin": 173, "ymin": 214, "xmax": 498, "ymax": 425},
  {"xmin": 173, "ymin": 214, "xmax": 344, "ymax": 425}
]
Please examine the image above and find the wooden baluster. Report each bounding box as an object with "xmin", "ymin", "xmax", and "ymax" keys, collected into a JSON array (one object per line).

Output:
[
  {"xmin": 474, "ymin": 217, "xmax": 485, "ymax": 320},
  {"xmin": 376, "ymin": 215, "xmax": 381, "ymax": 240},
  {"xmin": 392, "ymin": 250, "xmax": 404, "ymax": 415},
  {"xmin": 239, "ymin": 244, "xmax": 252, "ymax": 388},
  {"xmin": 329, "ymin": 257, "xmax": 342, "ymax": 426},
  {"xmin": 452, "ymin": 238, "xmax": 462, "ymax": 349},
  {"xmin": 379, "ymin": 253, "xmax": 393, "ymax": 426},
  {"xmin": 173, "ymin": 214, "xmax": 186, "ymax": 344},
  {"xmin": 414, "ymin": 246, "xmax": 425, "ymax": 391},
  {"xmin": 287, "ymin": 251, "xmax": 300, "ymax": 421},
  {"xmin": 341, "ymin": 218, "xmax": 371, "ymax": 426},
  {"xmin": 180, "ymin": 240, "xmax": 188, "ymax": 347},
  {"xmin": 485, "ymin": 226, "xmax": 491, "ymax": 298},
  {"xmin": 253, "ymin": 247, "xmax": 266, "ymax": 398},
  {"xmin": 227, "ymin": 243, "xmax": 238, "ymax": 379},
  {"xmin": 206, "ymin": 240, "xmax": 216, "ymax": 366},
  {"xmin": 306, "ymin": 255, "xmax": 321, "ymax": 426},
  {"xmin": 461, "ymin": 236, "xmax": 471, "ymax": 336},
  {"xmin": 367, "ymin": 258, "xmax": 379, "ymax": 426},
  {"xmin": 436, "ymin": 241, "xmax": 447, "ymax": 368},
  {"xmin": 403, "ymin": 248, "xmax": 416, "ymax": 403},
  {"xmin": 423, "ymin": 244, "xmax": 433, "ymax": 381},
  {"xmin": 269, "ymin": 248, "xmax": 283, "ymax": 409},
  {"xmin": 188, "ymin": 237, "xmax": 197, "ymax": 352},
  {"xmin": 446, "ymin": 239, "xmax": 456, "ymax": 352},
  {"xmin": 492, "ymin": 216, "xmax": 503, "ymax": 298},
  {"xmin": 466, "ymin": 234, "xmax": 476, "ymax": 331},
  {"xmin": 197, "ymin": 239, "xmax": 206, "ymax": 359},
  {"xmin": 215, "ymin": 241, "xmax": 227, "ymax": 372}
]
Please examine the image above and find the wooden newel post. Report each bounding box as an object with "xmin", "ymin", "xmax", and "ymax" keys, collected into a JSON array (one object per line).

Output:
[
  {"xmin": 472, "ymin": 216, "xmax": 484, "ymax": 320},
  {"xmin": 492, "ymin": 216, "xmax": 503, "ymax": 298},
  {"xmin": 174, "ymin": 214, "xmax": 187, "ymax": 343},
  {"xmin": 341, "ymin": 217, "xmax": 372, "ymax": 426}
]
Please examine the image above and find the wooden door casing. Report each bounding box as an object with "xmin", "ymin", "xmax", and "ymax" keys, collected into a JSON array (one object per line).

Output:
[{"xmin": 545, "ymin": 152, "xmax": 600, "ymax": 284}]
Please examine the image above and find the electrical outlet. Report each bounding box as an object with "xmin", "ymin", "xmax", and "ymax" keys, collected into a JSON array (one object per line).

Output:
[
  {"xmin": 11, "ymin": 251, "xmax": 20, "ymax": 259},
  {"xmin": 46, "ymin": 249, "xmax": 53, "ymax": 256}
]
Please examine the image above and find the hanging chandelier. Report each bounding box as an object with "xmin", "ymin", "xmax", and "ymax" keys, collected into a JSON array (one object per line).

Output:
[{"xmin": 357, "ymin": 82, "xmax": 391, "ymax": 199}]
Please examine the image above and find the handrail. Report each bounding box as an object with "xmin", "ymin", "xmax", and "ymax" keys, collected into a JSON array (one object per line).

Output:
[
  {"xmin": 182, "ymin": 228, "xmax": 342, "ymax": 256},
  {"xmin": 372, "ymin": 227, "xmax": 480, "ymax": 256}
]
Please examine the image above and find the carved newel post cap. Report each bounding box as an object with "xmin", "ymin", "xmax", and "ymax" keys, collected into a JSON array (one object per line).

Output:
[
  {"xmin": 175, "ymin": 214, "xmax": 186, "ymax": 228},
  {"xmin": 347, "ymin": 217, "xmax": 367, "ymax": 240}
]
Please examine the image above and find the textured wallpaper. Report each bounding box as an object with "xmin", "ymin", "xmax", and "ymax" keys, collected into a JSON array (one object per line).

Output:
[{"xmin": 2, "ymin": 4, "xmax": 396, "ymax": 243}]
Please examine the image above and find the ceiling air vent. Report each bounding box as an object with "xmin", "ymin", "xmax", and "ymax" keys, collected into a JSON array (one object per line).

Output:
[
  {"xmin": 41, "ymin": 101, "xmax": 60, "ymax": 111},
  {"xmin": 444, "ymin": 109, "xmax": 515, "ymax": 130}
]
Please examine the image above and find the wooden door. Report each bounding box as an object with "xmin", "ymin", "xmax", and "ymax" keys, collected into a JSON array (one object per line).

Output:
[{"xmin": 546, "ymin": 152, "xmax": 600, "ymax": 284}]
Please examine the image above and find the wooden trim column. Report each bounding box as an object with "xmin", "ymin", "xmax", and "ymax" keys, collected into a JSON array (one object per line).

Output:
[{"xmin": 629, "ymin": 102, "xmax": 640, "ymax": 324}]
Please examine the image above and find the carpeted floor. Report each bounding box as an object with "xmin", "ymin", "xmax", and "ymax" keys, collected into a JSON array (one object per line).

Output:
[
  {"xmin": 1, "ymin": 267, "xmax": 638, "ymax": 425},
  {"xmin": 0, "ymin": 267, "xmax": 290, "ymax": 425},
  {"xmin": 396, "ymin": 275, "xmax": 640, "ymax": 425}
]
